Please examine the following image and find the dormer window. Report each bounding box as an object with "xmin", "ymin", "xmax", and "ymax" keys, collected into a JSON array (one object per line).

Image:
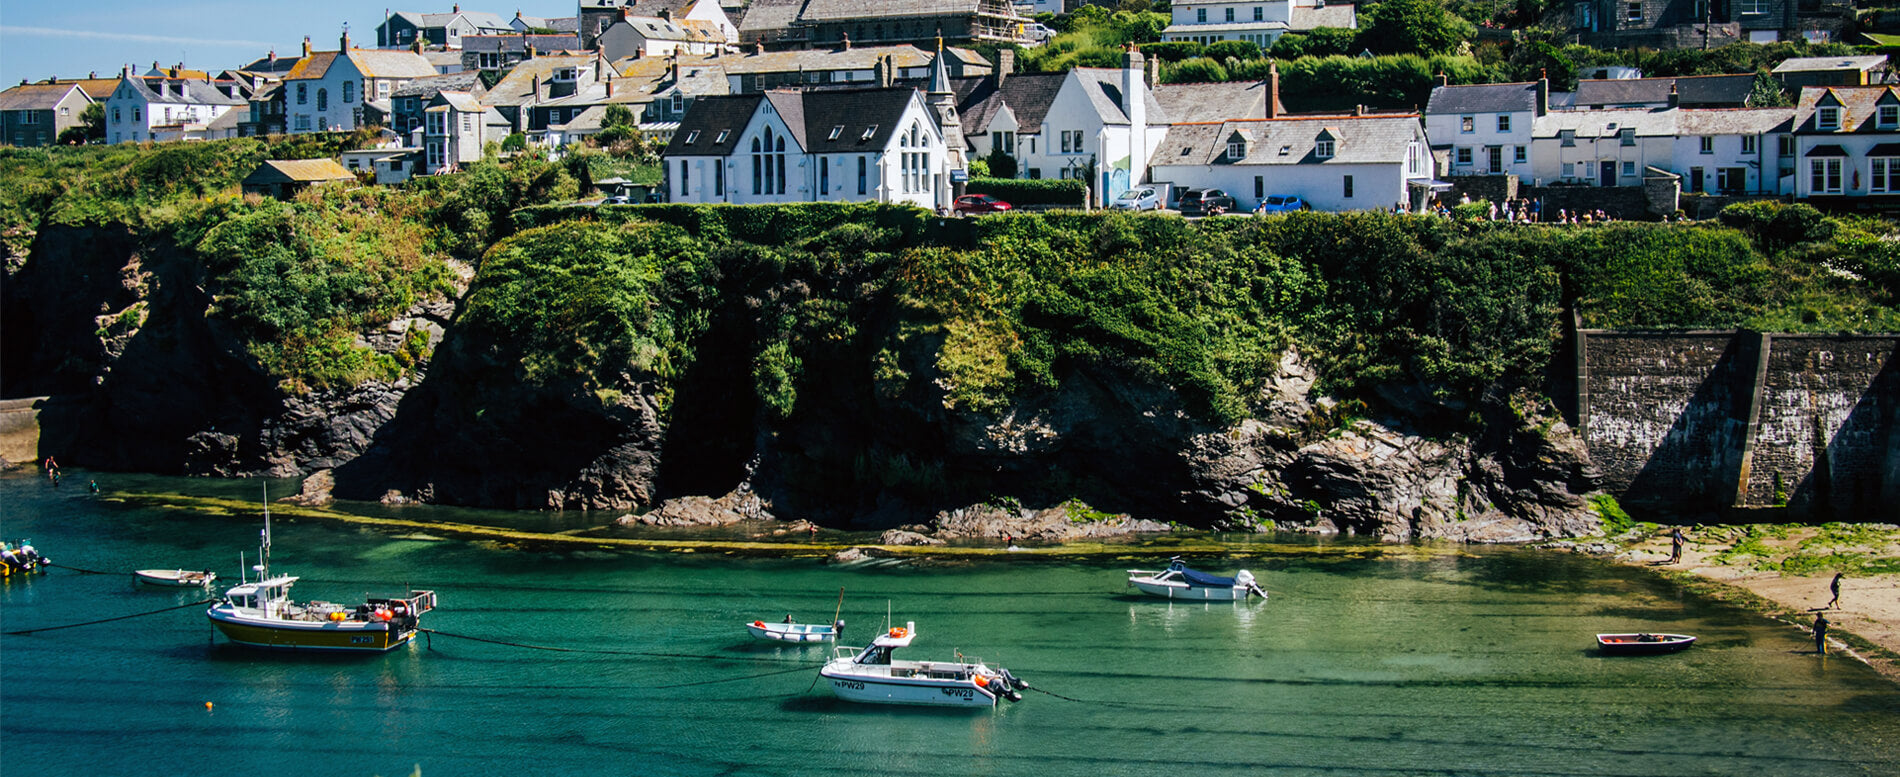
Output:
[
  {"xmin": 829, "ymin": 124, "xmax": 845, "ymax": 140},
  {"xmin": 1226, "ymin": 135, "xmax": 1245, "ymax": 160},
  {"xmin": 1818, "ymin": 105, "xmax": 1840, "ymax": 130},
  {"xmin": 1879, "ymin": 105, "xmax": 1898, "ymax": 129},
  {"xmin": 1316, "ymin": 139, "xmax": 1335, "ymax": 158},
  {"xmin": 670, "ymin": 93, "xmax": 684, "ymax": 113}
]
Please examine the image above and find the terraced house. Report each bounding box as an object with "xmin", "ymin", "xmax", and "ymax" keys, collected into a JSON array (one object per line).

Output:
[
  {"xmin": 283, "ymin": 33, "xmax": 437, "ymax": 133},
  {"xmin": 103, "ymin": 68, "xmax": 247, "ymax": 144},
  {"xmin": 1790, "ymin": 85, "xmax": 1900, "ymax": 203}
]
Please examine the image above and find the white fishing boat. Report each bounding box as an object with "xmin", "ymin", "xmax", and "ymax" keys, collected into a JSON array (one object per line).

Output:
[
  {"xmin": 135, "ymin": 569, "xmax": 217, "ymax": 588},
  {"xmin": 747, "ymin": 618, "xmax": 843, "ymax": 643},
  {"xmin": 205, "ymin": 488, "xmax": 436, "ymax": 653},
  {"xmin": 819, "ymin": 621, "xmax": 1027, "ymax": 708},
  {"xmin": 1127, "ymin": 557, "xmax": 1266, "ymax": 601}
]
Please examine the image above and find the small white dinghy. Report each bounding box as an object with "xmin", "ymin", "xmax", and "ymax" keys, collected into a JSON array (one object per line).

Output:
[
  {"xmin": 819, "ymin": 621, "xmax": 1027, "ymax": 708},
  {"xmin": 747, "ymin": 618, "xmax": 843, "ymax": 643},
  {"xmin": 135, "ymin": 569, "xmax": 217, "ymax": 588},
  {"xmin": 1127, "ymin": 557, "xmax": 1266, "ymax": 601}
]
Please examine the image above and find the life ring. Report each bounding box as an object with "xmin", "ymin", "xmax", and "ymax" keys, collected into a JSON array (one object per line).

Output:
[
  {"xmin": 888, "ymin": 627, "xmax": 907, "ymax": 638},
  {"xmin": 973, "ymin": 675, "xmax": 990, "ymax": 687},
  {"xmin": 752, "ymin": 620, "xmax": 764, "ymax": 627}
]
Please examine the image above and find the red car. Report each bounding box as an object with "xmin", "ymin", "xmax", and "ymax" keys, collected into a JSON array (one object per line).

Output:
[{"xmin": 953, "ymin": 194, "xmax": 1013, "ymax": 215}]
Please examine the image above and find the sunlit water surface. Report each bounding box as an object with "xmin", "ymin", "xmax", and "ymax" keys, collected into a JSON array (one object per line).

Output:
[{"xmin": 2, "ymin": 471, "xmax": 1896, "ymax": 776}]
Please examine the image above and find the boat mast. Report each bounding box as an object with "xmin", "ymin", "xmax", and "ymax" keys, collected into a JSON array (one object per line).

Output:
[{"xmin": 257, "ymin": 483, "xmax": 272, "ymax": 580}]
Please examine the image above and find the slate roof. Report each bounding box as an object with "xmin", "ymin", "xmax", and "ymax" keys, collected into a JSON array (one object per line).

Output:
[
  {"xmin": 1530, "ymin": 108, "xmax": 1675, "ymax": 139},
  {"xmin": 1572, "ymin": 75, "xmax": 1753, "ymax": 108},
  {"xmin": 956, "ymin": 71, "xmax": 1065, "ymax": 133},
  {"xmin": 244, "ymin": 159, "xmax": 354, "ymax": 185},
  {"xmin": 1673, "ymin": 107, "xmax": 1795, "ymax": 136},
  {"xmin": 609, "ymin": 15, "xmax": 725, "ymax": 43},
  {"xmin": 1792, "ymin": 85, "xmax": 1900, "ymax": 134},
  {"xmin": 1153, "ymin": 81, "xmax": 1271, "ymax": 123},
  {"xmin": 1291, "ymin": 3, "xmax": 1356, "ymax": 29},
  {"xmin": 122, "ymin": 76, "xmax": 249, "ymax": 106},
  {"xmin": 1773, "ymin": 55, "xmax": 1889, "ymax": 74},
  {"xmin": 1426, "ymin": 81, "xmax": 1539, "ymax": 115},
  {"xmin": 461, "ymin": 34, "xmax": 585, "ymax": 53},
  {"xmin": 664, "ymin": 86, "xmax": 921, "ymax": 156},
  {"xmin": 719, "ymin": 45, "xmax": 935, "ymax": 74},
  {"xmin": 393, "ymin": 10, "xmax": 514, "ymax": 32},
  {"xmin": 392, "ymin": 71, "xmax": 485, "ymax": 99},
  {"xmin": 0, "ymin": 83, "xmax": 87, "ymax": 112},
  {"xmin": 797, "ymin": 0, "xmax": 997, "ymax": 22},
  {"xmin": 736, "ymin": 0, "xmax": 803, "ymax": 38},
  {"xmin": 236, "ymin": 53, "xmax": 301, "ymax": 76},
  {"xmin": 1154, "ymin": 115, "xmax": 1424, "ymax": 167},
  {"xmin": 484, "ymin": 55, "xmax": 603, "ymax": 105},
  {"xmin": 1069, "ymin": 68, "xmax": 1167, "ymax": 126}
]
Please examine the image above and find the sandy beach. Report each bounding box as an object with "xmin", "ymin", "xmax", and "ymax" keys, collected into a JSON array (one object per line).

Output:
[{"xmin": 1617, "ymin": 525, "xmax": 1900, "ymax": 682}]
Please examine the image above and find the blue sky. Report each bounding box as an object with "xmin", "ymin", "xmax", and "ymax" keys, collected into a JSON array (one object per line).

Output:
[{"xmin": 0, "ymin": 1, "xmax": 577, "ymax": 86}]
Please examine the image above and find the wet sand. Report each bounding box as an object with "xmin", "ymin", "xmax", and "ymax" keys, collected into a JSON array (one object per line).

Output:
[{"xmin": 1616, "ymin": 527, "xmax": 1900, "ymax": 682}]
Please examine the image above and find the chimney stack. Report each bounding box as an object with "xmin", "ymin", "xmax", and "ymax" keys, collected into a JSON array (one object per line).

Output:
[
  {"xmin": 754, "ymin": 37, "xmax": 765, "ymax": 55},
  {"xmin": 1436, "ymin": 71, "xmax": 1448, "ymax": 87},
  {"xmin": 302, "ymin": 37, "xmax": 312, "ymax": 58},
  {"xmin": 1266, "ymin": 60, "xmax": 1283, "ymax": 118},
  {"xmin": 995, "ymin": 48, "xmax": 1013, "ymax": 89},
  {"xmin": 1667, "ymin": 82, "xmax": 1679, "ymax": 109},
  {"xmin": 341, "ymin": 29, "xmax": 351, "ymax": 51},
  {"xmin": 1535, "ymin": 73, "xmax": 1549, "ymax": 116},
  {"xmin": 841, "ymin": 31, "xmax": 851, "ymax": 51}
]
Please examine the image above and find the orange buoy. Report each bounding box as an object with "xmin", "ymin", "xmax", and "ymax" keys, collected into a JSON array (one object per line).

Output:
[
  {"xmin": 889, "ymin": 627, "xmax": 906, "ymax": 638},
  {"xmin": 974, "ymin": 675, "xmax": 990, "ymax": 687},
  {"xmin": 753, "ymin": 620, "xmax": 764, "ymax": 627},
  {"xmin": 376, "ymin": 610, "xmax": 393, "ymax": 621},
  {"xmin": 204, "ymin": 701, "xmax": 214, "ymax": 710}
]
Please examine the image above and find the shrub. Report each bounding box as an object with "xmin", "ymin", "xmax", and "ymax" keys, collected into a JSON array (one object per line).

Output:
[{"xmin": 965, "ymin": 177, "xmax": 1087, "ymax": 206}]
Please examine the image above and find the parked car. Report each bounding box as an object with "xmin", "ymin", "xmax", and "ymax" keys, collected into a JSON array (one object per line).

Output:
[
  {"xmin": 602, "ymin": 194, "xmax": 632, "ymax": 205},
  {"xmin": 1108, "ymin": 184, "xmax": 1170, "ymax": 211},
  {"xmin": 1176, "ymin": 188, "xmax": 1236, "ymax": 217},
  {"xmin": 953, "ymin": 193, "xmax": 1013, "ymax": 215},
  {"xmin": 1255, "ymin": 195, "xmax": 1309, "ymax": 213}
]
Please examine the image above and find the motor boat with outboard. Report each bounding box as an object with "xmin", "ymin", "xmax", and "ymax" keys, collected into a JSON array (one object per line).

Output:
[
  {"xmin": 819, "ymin": 621, "xmax": 1027, "ymax": 708},
  {"xmin": 1127, "ymin": 557, "xmax": 1266, "ymax": 601},
  {"xmin": 747, "ymin": 618, "xmax": 843, "ymax": 643},
  {"xmin": 136, "ymin": 569, "xmax": 217, "ymax": 588}
]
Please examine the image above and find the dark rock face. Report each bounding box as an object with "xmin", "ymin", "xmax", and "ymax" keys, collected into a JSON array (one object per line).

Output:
[{"xmin": 3, "ymin": 224, "xmax": 426, "ymax": 478}]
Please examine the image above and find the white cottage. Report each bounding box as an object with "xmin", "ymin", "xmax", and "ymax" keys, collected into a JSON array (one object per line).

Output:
[
  {"xmin": 1149, "ymin": 114, "xmax": 1433, "ymax": 211},
  {"xmin": 661, "ymin": 86, "xmax": 948, "ymax": 209},
  {"xmin": 1425, "ymin": 79, "xmax": 1547, "ymax": 178},
  {"xmin": 1789, "ymin": 85, "xmax": 1900, "ymax": 201},
  {"xmin": 1670, "ymin": 108, "xmax": 1795, "ymax": 195},
  {"xmin": 104, "ymin": 68, "xmax": 247, "ymax": 144},
  {"xmin": 283, "ymin": 33, "xmax": 439, "ymax": 133}
]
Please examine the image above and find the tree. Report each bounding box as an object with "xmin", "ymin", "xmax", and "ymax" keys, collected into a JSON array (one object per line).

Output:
[
  {"xmin": 58, "ymin": 103, "xmax": 105, "ymax": 145},
  {"xmin": 1270, "ymin": 27, "xmax": 1355, "ymax": 59},
  {"xmin": 1356, "ymin": 0, "xmax": 1475, "ymax": 56},
  {"xmin": 1747, "ymin": 68, "xmax": 1791, "ymax": 108},
  {"xmin": 1203, "ymin": 40, "xmax": 1263, "ymax": 61},
  {"xmin": 985, "ymin": 149, "xmax": 1018, "ymax": 179},
  {"xmin": 601, "ymin": 104, "xmax": 636, "ymax": 128}
]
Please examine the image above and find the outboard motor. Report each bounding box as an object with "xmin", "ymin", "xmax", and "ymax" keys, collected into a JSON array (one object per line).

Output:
[{"xmin": 1236, "ymin": 569, "xmax": 1266, "ymax": 598}]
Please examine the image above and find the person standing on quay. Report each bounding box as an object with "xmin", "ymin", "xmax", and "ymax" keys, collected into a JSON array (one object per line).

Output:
[
  {"xmin": 1827, "ymin": 571, "xmax": 1844, "ymax": 609},
  {"xmin": 1669, "ymin": 528, "xmax": 1685, "ymax": 564},
  {"xmin": 1813, "ymin": 612, "xmax": 1830, "ymax": 655}
]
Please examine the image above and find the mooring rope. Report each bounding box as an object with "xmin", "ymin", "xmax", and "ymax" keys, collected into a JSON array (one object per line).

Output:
[
  {"xmin": 419, "ymin": 627, "xmax": 820, "ymax": 664},
  {"xmin": 650, "ymin": 663, "xmax": 821, "ymax": 689},
  {"xmin": 3, "ymin": 598, "xmax": 216, "ymax": 635},
  {"xmin": 46, "ymin": 562, "xmax": 118, "ymax": 575}
]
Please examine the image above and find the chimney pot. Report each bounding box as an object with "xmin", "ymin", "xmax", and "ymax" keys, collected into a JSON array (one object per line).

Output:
[
  {"xmin": 1266, "ymin": 60, "xmax": 1282, "ymax": 119},
  {"xmin": 1436, "ymin": 71, "xmax": 1447, "ymax": 87}
]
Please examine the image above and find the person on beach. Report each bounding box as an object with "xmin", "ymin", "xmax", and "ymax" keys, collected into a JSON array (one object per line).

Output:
[
  {"xmin": 88, "ymin": 480, "xmax": 99, "ymax": 494},
  {"xmin": 1813, "ymin": 612, "xmax": 1830, "ymax": 655},
  {"xmin": 1827, "ymin": 572, "xmax": 1844, "ymax": 609},
  {"xmin": 1669, "ymin": 528, "xmax": 1685, "ymax": 564}
]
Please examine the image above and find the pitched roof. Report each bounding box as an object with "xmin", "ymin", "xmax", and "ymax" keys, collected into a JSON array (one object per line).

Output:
[
  {"xmin": 1573, "ymin": 75, "xmax": 1753, "ymax": 107},
  {"xmin": 1154, "ymin": 115, "xmax": 1424, "ymax": 167},
  {"xmin": 797, "ymin": 0, "xmax": 995, "ymax": 22},
  {"xmin": 392, "ymin": 71, "xmax": 485, "ymax": 99},
  {"xmin": 736, "ymin": 0, "xmax": 807, "ymax": 37},
  {"xmin": 461, "ymin": 34, "xmax": 584, "ymax": 53},
  {"xmin": 244, "ymin": 159, "xmax": 354, "ymax": 185},
  {"xmin": 956, "ymin": 71, "xmax": 1065, "ymax": 133},
  {"xmin": 1772, "ymin": 55, "xmax": 1889, "ymax": 74},
  {"xmin": 120, "ymin": 75, "xmax": 249, "ymax": 106},
  {"xmin": 1531, "ymin": 108, "xmax": 1676, "ymax": 139},
  {"xmin": 607, "ymin": 15, "xmax": 725, "ymax": 43},
  {"xmin": 663, "ymin": 86, "xmax": 921, "ymax": 156},
  {"xmin": 1426, "ymin": 81, "xmax": 1539, "ymax": 115},
  {"xmin": 1153, "ymin": 81, "xmax": 1271, "ymax": 124},
  {"xmin": 719, "ymin": 45, "xmax": 935, "ymax": 75},
  {"xmin": 1792, "ymin": 85, "xmax": 1900, "ymax": 133},
  {"xmin": 1290, "ymin": 2, "xmax": 1356, "ymax": 30},
  {"xmin": 1674, "ymin": 107, "xmax": 1795, "ymax": 136},
  {"xmin": 0, "ymin": 82, "xmax": 88, "ymax": 112},
  {"xmin": 1069, "ymin": 68, "xmax": 1167, "ymax": 126},
  {"xmin": 483, "ymin": 54, "xmax": 603, "ymax": 105},
  {"xmin": 285, "ymin": 49, "xmax": 437, "ymax": 81}
]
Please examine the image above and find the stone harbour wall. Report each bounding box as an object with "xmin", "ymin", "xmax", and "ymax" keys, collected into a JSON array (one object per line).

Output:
[{"xmin": 1577, "ymin": 329, "xmax": 1899, "ymax": 517}]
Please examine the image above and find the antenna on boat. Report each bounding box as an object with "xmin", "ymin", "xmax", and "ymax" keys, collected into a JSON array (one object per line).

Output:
[{"xmin": 257, "ymin": 483, "xmax": 272, "ymax": 580}]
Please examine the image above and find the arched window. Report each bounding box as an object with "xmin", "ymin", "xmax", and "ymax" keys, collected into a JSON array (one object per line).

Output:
[
  {"xmin": 317, "ymin": 88, "xmax": 328, "ymax": 111},
  {"xmin": 773, "ymin": 134, "xmax": 785, "ymax": 193},
  {"xmin": 752, "ymin": 136, "xmax": 763, "ymax": 194}
]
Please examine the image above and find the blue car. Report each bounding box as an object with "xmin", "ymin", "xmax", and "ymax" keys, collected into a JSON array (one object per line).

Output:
[{"xmin": 1256, "ymin": 195, "xmax": 1309, "ymax": 213}]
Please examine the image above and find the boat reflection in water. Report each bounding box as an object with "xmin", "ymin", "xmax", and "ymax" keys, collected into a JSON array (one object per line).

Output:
[{"xmin": 205, "ymin": 491, "xmax": 435, "ymax": 653}]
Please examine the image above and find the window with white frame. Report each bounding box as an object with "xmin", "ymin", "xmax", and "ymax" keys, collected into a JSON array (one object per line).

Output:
[
  {"xmin": 1228, "ymin": 136, "xmax": 1245, "ymax": 159},
  {"xmin": 1817, "ymin": 106, "xmax": 1840, "ymax": 130},
  {"xmin": 1699, "ymin": 137, "xmax": 1714, "ymax": 154},
  {"xmin": 996, "ymin": 131, "xmax": 1014, "ymax": 154},
  {"xmin": 427, "ymin": 112, "xmax": 446, "ymax": 135},
  {"xmin": 427, "ymin": 141, "xmax": 443, "ymax": 168},
  {"xmin": 1880, "ymin": 105, "xmax": 1899, "ymax": 129},
  {"xmin": 1621, "ymin": 161, "xmax": 1635, "ymax": 176},
  {"xmin": 1873, "ymin": 157, "xmax": 1899, "ymax": 193},
  {"xmin": 752, "ymin": 126, "xmax": 786, "ymax": 194},
  {"xmin": 1810, "ymin": 157, "xmax": 1843, "ymax": 193},
  {"xmin": 1741, "ymin": 135, "xmax": 1757, "ymax": 154},
  {"xmin": 1061, "ymin": 129, "xmax": 1083, "ymax": 153},
  {"xmin": 1315, "ymin": 138, "xmax": 1334, "ymax": 158},
  {"xmin": 1738, "ymin": 0, "xmax": 1766, "ymax": 14},
  {"xmin": 671, "ymin": 93, "xmax": 684, "ymax": 114}
]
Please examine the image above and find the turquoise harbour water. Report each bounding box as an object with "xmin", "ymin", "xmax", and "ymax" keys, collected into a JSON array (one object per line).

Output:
[{"xmin": 3, "ymin": 471, "xmax": 1897, "ymax": 777}]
